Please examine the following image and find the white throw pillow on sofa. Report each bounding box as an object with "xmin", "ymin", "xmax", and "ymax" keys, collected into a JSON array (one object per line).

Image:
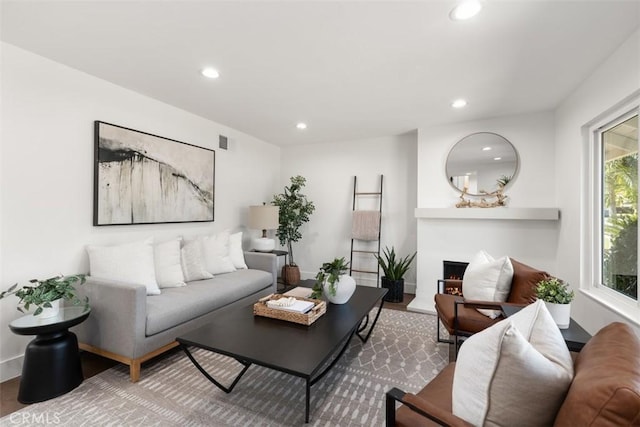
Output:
[
  {"xmin": 154, "ymin": 238, "xmax": 186, "ymax": 288},
  {"xmin": 201, "ymin": 231, "xmax": 237, "ymax": 274},
  {"xmin": 452, "ymin": 300, "xmax": 574, "ymax": 427},
  {"xmin": 181, "ymin": 239, "xmax": 214, "ymax": 282},
  {"xmin": 87, "ymin": 237, "xmax": 161, "ymax": 296},
  {"xmin": 229, "ymin": 232, "xmax": 248, "ymax": 269},
  {"xmin": 462, "ymin": 250, "xmax": 514, "ymax": 318}
]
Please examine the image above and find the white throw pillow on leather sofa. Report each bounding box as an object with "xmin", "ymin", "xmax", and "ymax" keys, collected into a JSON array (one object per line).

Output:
[
  {"xmin": 462, "ymin": 250, "xmax": 514, "ymax": 318},
  {"xmin": 452, "ymin": 300, "xmax": 574, "ymax": 426}
]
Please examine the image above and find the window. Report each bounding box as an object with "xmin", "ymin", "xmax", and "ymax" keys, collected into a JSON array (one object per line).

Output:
[
  {"xmin": 601, "ymin": 114, "xmax": 638, "ymax": 299},
  {"xmin": 594, "ymin": 109, "xmax": 638, "ymax": 303}
]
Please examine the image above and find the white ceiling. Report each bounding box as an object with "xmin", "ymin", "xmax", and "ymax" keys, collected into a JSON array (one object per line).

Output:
[{"xmin": 2, "ymin": 1, "xmax": 639, "ymax": 146}]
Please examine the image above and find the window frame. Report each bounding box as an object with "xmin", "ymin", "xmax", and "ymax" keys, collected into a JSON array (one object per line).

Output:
[{"xmin": 586, "ymin": 97, "xmax": 639, "ymax": 320}]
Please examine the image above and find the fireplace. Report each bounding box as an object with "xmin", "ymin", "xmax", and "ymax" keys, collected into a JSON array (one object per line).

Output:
[
  {"xmin": 443, "ymin": 260, "xmax": 469, "ymax": 280},
  {"xmin": 440, "ymin": 260, "xmax": 469, "ymax": 296},
  {"xmin": 409, "ymin": 209, "xmax": 560, "ymax": 314}
]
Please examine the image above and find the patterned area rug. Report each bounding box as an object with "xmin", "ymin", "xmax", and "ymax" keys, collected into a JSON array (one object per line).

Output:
[{"xmin": 1, "ymin": 309, "xmax": 447, "ymax": 427}]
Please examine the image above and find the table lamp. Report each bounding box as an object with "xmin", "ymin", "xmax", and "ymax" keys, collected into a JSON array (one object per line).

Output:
[{"xmin": 248, "ymin": 204, "xmax": 279, "ymax": 252}]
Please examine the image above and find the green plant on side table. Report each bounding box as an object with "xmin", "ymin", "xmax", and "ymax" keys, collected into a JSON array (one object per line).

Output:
[
  {"xmin": 311, "ymin": 257, "xmax": 356, "ymax": 304},
  {"xmin": 535, "ymin": 277, "xmax": 574, "ymax": 329},
  {"xmin": 375, "ymin": 246, "xmax": 416, "ymax": 303},
  {"xmin": 0, "ymin": 274, "xmax": 88, "ymax": 316}
]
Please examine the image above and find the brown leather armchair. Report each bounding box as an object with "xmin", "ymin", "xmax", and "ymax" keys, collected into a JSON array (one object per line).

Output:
[
  {"xmin": 386, "ymin": 322, "xmax": 640, "ymax": 426},
  {"xmin": 435, "ymin": 259, "xmax": 550, "ymax": 354}
]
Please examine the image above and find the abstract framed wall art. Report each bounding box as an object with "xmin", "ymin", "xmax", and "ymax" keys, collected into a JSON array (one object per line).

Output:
[{"xmin": 94, "ymin": 121, "xmax": 215, "ymax": 226}]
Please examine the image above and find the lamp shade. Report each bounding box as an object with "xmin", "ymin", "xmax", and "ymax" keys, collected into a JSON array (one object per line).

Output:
[
  {"xmin": 248, "ymin": 205, "xmax": 279, "ymax": 230},
  {"xmin": 248, "ymin": 205, "xmax": 279, "ymax": 252}
]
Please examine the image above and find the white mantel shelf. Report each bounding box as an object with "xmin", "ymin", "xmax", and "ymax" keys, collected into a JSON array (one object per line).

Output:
[{"xmin": 414, "ymin": 207, "xmax": 560, "ymax": 221}]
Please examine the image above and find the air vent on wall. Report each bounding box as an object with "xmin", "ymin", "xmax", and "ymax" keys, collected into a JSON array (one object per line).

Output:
[{"xmin": 219, "ymin": 135, "xmax": 228, "ymax": 150}]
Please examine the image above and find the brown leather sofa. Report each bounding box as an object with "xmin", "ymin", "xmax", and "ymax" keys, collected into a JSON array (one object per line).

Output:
[
  {"xmin": 435, "ymin": 258, "xmax": 549, "ymax": 350},
  {"xmin": 386, "ymin": 322, "xmax": 640, "ymax": 426}
]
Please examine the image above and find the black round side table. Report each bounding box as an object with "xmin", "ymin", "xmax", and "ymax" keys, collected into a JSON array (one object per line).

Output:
[{"xmin": 9, "ymin": 306, "xmax": 91, "ymax": 403}]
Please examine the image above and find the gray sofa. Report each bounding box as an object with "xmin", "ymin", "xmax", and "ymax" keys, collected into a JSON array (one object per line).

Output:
[{"xmin": 73, "ymin": 251, "xmax": 277, "ymax": 382}]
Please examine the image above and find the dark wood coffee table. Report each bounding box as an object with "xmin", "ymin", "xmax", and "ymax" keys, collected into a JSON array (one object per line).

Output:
[{"xmin": 177, "ymin": 286, "xmax": 387, "ymax": 423}]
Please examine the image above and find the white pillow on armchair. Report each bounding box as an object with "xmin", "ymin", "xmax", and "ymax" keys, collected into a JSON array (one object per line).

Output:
[
  {"xmin": 462, "ymin": 250, "xmax": 514, "ymax": 318},
  {"xmin": 452, "ymin": 300, "xmax": 574, "ymax": 426}
]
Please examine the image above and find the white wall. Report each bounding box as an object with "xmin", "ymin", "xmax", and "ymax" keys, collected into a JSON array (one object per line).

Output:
[
  {"xmin": 0, "ymin": 43, "xmax": 280, "ymax": 381},
  {"xmin": 279, "ymin": 133, "xmax": 418, "ymax": 290},
  {"xmin": 412, "ymin": 111, "xmax": 559, "ymax": 312},
  {"xmin": 555, "ymin": 29, "xmax": 640, "ymax": 335}
]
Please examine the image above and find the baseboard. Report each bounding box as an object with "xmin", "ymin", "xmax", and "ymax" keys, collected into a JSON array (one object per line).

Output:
[
  {"xmin": 349, "ymin": 276, "xmax": 378, "ymax": 288},
  {"xmin": 0, "ymin": 354, "xmax": 23, "ymax": 382},
  {"xmin": 300, "ymin": 271, "xmax": 317, "ymax": 281}
]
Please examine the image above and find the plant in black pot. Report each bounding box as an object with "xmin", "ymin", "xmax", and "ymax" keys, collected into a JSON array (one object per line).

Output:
[
  {"xmin": 0, "ymin": 274, "xmax": 88, "ymax": 317},
  {"xmin": 375, "ymin": 247, "xmax": 416, "ymax": 303},
  {"xmin": 271, "ymin": 175, "xmax": 315, "ymax": 286}
]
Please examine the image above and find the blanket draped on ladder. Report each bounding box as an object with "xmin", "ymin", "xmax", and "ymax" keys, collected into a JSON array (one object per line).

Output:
[{"xmin": 352, "ymin": 210, "xmax": 380, "ymax": 241}]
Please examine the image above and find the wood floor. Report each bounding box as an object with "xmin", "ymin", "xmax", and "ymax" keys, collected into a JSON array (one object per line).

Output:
[{"xmin": 0, "ymin": 293, "xmax": 415, "ymax": 417}]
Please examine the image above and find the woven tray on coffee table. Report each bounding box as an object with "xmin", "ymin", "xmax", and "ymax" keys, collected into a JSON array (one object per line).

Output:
[{"xmin": 253, "ymin": 294, "xmax": 326, "ymax": 326}]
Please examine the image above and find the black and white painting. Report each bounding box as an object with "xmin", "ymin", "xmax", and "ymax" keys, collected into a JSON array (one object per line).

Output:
[{"xmin": 94, "ymin": 121, "xmax": 215, "ymax": 225}]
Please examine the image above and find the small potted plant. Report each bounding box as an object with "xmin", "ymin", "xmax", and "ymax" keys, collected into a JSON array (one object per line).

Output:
[
  {"xmin": 375, "ymin": 247, "xmax": 417, "ymax": 303},
  {"xmin": 0, "ymin": 274, "xmax": 88, "ymax": 317},
  {"xmin": 535, "ymin": 277, "xmax": 574, "ymax": 329},
  {"xmin": 496, "ymin": 174, "xmax": 512, "ymax": 188},
  {"xmin": 271, "ymin": 176, "xmax": 316, "ymax": 286},
  {"xmin": 311, "ymin": 257, "xmax": 356, "ymax": 304}
]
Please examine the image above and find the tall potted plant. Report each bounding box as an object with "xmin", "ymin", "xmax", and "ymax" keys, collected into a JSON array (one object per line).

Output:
[
  {"xmin": 535, "ymin": 277, "xmax": 574, "ymax": 329},
  {"xmin": 271, "ymin": 176, "xmax": 315, "ymax": 285},
  {"xmin": 375, "ymin": 247, "xmax": 416, "ymax": 303}
]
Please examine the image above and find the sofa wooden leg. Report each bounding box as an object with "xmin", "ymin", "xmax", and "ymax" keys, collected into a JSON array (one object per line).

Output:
[
  {"xmin": 80, "ymin": 341, "xmax": 181, "ymax": 383},
  {"xmin": 130, "ymin": 360, "xmax": 141, "ymax": 382}
]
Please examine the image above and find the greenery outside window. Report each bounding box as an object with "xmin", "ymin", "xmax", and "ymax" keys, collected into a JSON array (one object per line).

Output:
[{"xmin": 594, "ymin": 108, "xmax": 639, "ymax": 305}]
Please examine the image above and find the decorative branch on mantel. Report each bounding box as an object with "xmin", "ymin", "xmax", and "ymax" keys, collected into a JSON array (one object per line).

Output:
[{"xmin": 455, "ymin": 186, "xmax": 508, "ymax": 208}]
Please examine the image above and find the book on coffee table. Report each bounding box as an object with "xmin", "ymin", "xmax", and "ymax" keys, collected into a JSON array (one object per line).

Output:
[
  {"xmin": 283, "ymin": 287, "xmax": 314, "ymax": 299},
  {"xmin": 266, "ymin": 299, "xmax": 315, "ymax": 314}
]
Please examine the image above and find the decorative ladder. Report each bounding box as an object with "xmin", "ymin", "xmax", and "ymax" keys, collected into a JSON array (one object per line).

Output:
[{"xmin": 349, "ymin": 175, "xmax": 383, "ymax": 287}]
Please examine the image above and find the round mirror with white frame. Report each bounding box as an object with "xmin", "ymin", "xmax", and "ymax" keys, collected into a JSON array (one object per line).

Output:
[{"xmin": 446, "ymin": 132, "xmax": 519, "ymax": 196}]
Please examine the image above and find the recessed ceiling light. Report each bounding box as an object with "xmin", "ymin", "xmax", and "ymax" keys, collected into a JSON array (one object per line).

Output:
[
  {"xmin": 451, "ymin": 99, "xmax": 467, "ymax": 108},
  {"xmin": 494, "ymin": 157, "xmax": 502, "ymax": 161},
  {"xmin": 296, "ymin": 122, "xmax": 307, "ymax": 130},
  {"xmin": 201, "ymin": 68, "xmax": 220, "ymax": 79},
  {"xmin": 482, "ymin": 146, "xmax": 492, "ymax": 151},
  {"xmin": 450, "ymin": 0, "xmax": 482, "ymax": 21}
]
